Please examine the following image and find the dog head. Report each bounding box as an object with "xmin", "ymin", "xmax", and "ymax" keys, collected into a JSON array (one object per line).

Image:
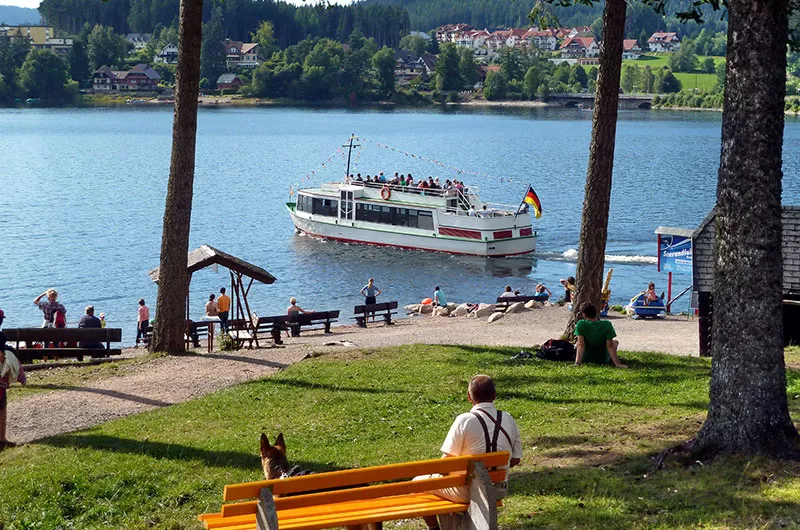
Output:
[{"xmin": 261, "ymin": 433, "xmax": 290, "ymax": 480}]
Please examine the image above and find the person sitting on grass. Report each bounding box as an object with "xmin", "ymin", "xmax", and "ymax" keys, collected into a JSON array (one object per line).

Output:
[{"xmin": 574, "ymin": 302, "xmax": 628, "ymax": 368}]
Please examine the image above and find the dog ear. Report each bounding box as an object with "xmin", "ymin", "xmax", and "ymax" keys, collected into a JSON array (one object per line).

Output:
[
  {"xmin": 274, "ymin": 433, "xmax": 286, "ymax": 454},
  {"xmin": 260, "ymin": 433, "xmax": 271, "ymax": 457}
]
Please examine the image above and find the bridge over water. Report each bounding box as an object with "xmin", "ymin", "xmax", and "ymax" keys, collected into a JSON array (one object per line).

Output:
[{"xmin": 549, "ymin": 93, "xmax": 654, "ymax": 110}]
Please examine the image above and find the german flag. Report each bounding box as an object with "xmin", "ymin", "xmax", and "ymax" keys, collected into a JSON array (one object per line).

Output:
[{"xmin": 523, "ymin": 186, "xmax": 542, "ymax": 218}]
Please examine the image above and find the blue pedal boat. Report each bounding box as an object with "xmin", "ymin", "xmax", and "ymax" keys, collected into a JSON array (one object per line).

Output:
[{"xmin": 628, "ymin": 292, "xmax": 666, "ymax": 318}]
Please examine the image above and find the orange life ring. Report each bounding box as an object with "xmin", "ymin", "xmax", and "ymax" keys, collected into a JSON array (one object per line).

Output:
[{"xmin": 381, "ymin": 186, "xmax": 391, "ymax": 200}]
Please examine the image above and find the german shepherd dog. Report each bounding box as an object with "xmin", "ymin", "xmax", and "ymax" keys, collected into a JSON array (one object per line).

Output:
[{"xmin": 259, "ymin": 433, "xmax": 382, "ymax": 530}]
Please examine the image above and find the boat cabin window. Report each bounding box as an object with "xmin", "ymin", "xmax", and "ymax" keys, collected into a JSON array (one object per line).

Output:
[
  {"xmin": 354, "ymin": 203, "xmax": 434, "ymax": 230},
  {"xmin": 310, "ymin": 197, "xmax": 336, "ymax": 217}
]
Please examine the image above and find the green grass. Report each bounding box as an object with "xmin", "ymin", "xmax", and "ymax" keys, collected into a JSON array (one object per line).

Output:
[
  {"xmin": 3, "ymin": 345, "xmax": 800, "ymax": 529},
  {"xmin": 623, "ymin": 54, "xmax": 724, "ymax": 92}
]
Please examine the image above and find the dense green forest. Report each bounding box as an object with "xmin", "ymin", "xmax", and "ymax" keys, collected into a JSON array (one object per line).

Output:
[
  {"xmin": 38, "ymin": 0, "xmax": 410, "ymax": 48},
  {"xmin": 364, "ymin": 0, "xmax": 728, "ymax": 39}
]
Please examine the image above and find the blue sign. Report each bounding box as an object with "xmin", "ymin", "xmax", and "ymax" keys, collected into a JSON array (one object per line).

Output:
[{"xmin": 658, "ymin": 234, "xmax": 693, "ymax": 273}]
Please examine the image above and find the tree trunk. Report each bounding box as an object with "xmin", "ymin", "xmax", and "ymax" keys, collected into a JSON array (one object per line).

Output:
[
  {"xmin": 150, "ymin": 0, "xmax": 203, "ymax": 354},
  {"xmin": 693, "ymin": 0, "xmax": 799, "ymax": 457},
  {"xmin": 565, "ymin": 0, "xmax": 626, "ymax": 336}
]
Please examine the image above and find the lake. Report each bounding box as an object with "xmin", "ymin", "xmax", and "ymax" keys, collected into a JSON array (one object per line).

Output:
[{"xmin": 2, "ymin": 105, "xmax": 799, "ymax": 344}]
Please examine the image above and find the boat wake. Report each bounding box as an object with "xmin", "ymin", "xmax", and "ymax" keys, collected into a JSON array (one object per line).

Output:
[{"xmin": 536, "ymin": 248, "xmax": 658, "ymax": 265}]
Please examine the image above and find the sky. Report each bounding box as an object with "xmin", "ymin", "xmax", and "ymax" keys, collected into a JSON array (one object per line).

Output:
[{"xmin": 1, "ymin": 0, "xmax": 354, "ymax": 9}]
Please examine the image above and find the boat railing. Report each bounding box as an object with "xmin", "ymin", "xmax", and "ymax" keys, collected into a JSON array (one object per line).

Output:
[
  {"xmin": 438, "ymin": 202, "xmax": 530, "ymax": 218},
  {"xmin": 349, "ymin": 180, "xmax": 475, "ymax": 199}
]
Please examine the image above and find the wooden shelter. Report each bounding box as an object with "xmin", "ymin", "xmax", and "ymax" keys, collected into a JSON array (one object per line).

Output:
[
  {"xmin": 148, "ymin": 244, "xmax": 277, "ymax": 349},
  {"xmin": 692, "ymin": 206, "xmax": 800, "ymax": 355}
]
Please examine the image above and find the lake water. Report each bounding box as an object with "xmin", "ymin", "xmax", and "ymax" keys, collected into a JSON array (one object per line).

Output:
[{"xmin": 2, "ymin": 105, "xmax": 800, "ymax": 345}]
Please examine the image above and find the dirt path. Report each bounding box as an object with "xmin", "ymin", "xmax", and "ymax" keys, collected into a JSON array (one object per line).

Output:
[{"xmin": 7, "ymin": 305, "xmax": 699, "ymax": 444}]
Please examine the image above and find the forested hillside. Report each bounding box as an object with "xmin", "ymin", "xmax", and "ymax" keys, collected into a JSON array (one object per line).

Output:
[
  {"xmin": 0, "ymin": 5, "xmax": 41, "ymax": 25},
  {"xmin": 37, "ymin": 0, "xmax": 409, "ymax": 48},
  {"xmin": 363, "ymin": 0, "xmax": 727, "ymax": 39}
]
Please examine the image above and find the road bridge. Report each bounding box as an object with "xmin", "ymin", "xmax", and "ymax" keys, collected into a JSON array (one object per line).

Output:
[{"xmin": 549, "ymin": 93, "xmax": 654, "ymax": 110}]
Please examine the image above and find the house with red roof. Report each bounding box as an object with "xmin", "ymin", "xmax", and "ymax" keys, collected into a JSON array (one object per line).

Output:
[
  {"xmin": 435, "ymin": 24, "xmax": 475, "ymax": 43},
  {"xmin": 648, "ymin": 31, "xmax": 680, "ymax": 52},
  {"xmin": 223, "ymin": 39, "xmax": 260, "ymax": 69},
  {"xmin": 623, "ymin": 39, "xmax": 643, "ymax": 59},
  {"xmin": 560, "ymin": 37, "xmax": 599, "ymax": 58},
  {"xmin": 92, "ymin": 64, "xmax": 160, "ymax": 91},
  {"xmin": 523, "ymin": 28, "xmax": 558, "ymax": 51}
]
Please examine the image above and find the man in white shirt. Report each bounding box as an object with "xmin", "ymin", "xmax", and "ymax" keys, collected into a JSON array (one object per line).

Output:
[{"xmin": 423, "ymin": 374, "xmax": 523, "ymax": 530}]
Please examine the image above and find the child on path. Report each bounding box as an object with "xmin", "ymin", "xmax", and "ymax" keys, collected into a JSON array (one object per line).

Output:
[{"xmin": 137, "ymin": 299, "xmax": 150, "ymax": 346}]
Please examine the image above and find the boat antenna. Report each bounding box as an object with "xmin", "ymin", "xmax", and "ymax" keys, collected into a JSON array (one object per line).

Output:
[{"xmin": 343, "ymin": 134, "xmax": 360, "ymax": 179}]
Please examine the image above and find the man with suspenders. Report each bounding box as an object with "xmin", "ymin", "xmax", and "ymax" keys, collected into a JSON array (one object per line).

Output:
[{"xmin": 423, "ymin": 374, "xmax": 523, "ymax": 530}]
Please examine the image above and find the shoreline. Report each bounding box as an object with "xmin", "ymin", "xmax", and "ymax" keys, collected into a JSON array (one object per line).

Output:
[{"xmin": 6, "ymin": 304, "xmax": 699, "ymax": 443}]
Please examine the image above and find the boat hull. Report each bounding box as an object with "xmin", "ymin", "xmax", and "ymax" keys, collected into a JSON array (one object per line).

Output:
[{"xmin": 288, "ymin": 209, "xmax": 536, "ymax": 258}]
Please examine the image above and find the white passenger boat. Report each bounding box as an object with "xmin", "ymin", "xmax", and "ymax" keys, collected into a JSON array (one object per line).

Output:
[{"xmin": 286, "ymin": 138, "xmax": 538, "ymax": 258}]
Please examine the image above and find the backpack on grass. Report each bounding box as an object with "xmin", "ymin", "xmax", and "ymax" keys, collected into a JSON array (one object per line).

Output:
[{"xmin": 536, "ymin": 339, "xmax": 576, "ymax": 362}]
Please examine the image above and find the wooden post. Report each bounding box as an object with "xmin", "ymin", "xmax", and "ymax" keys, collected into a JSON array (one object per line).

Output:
[
  {"xmin": 256, "ymin": 487, "xmax": 279, "ymax": 530},
  {"xmin": 465, "ymin": 461, "xmax": 497, "ymax": 530}
]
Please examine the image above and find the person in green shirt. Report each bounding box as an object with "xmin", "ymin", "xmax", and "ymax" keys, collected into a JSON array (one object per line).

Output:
[{"xmin": 574, "ymin": 302, "xmax": 627, "ymax": 368}]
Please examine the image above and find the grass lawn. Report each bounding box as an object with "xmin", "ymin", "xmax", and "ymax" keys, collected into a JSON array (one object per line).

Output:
[
  {"xmin": 3, "ymin": 345, "xmax": 800, "ymax": 529},
  {"xmin": 623, "ymin": 54, "xmax": 724, "ymax": 93}
]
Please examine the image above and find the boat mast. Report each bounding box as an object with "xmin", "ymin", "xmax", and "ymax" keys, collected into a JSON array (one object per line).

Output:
[{"xmin": 343, "ymin": 134, "xmax": 360, "ymax": 179}]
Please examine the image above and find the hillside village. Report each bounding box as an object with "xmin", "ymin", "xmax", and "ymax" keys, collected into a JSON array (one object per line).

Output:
[{"xmin": 0, "ymin": 21, "xmax": 682, "ymax": 93}]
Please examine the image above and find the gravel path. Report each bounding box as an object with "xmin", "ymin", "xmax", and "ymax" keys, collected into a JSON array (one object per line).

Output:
[{"xmin": 7, "ymin": 305, "xmax": 699, "ymax": 444}]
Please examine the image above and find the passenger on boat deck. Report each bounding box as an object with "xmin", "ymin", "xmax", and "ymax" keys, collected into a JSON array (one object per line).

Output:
[
  {"xmin": 391, "ymin": 174, "xmax": 400, "ymax": 185},
  {"xmin": 419, "ymin": 179, "xmax": 429, "ymax": 189},
  {"xmin": 434, "ymin": 177, "xmax": 441, "ymax": 188},
  {"xmin": 499, "ymin": 286, "xmax": 515, "ymax": 298},
  {"xmin": 478, "ymin": 205, "xmax": 493, "ymax": 218},
  {"xmin": 455, "ymin": 181, "xmax": 464, "ymax": 193},
  {"xmin": 287, "ymin": 297, "xmax": 309, "ymax": 315},
  {"xmin": 394, "ymin": 172, "xmax": 399, "ymax": 181},
  {"xmin": 379, "ymin": 171, "xmax": 386, "ymax": 183},
  {"xmin": 365, "ymin": 175, "xmax": 372, "ymax": 182},
  {"xmin": 468, "ymin": 206, "xmax": 477, "ymax": 217},
  {"xmin": 400, "ymin": 175, "xmax": 407, "ymax": 186},
  {"xmin": 427, "ymin": 177, "xmax": 435, "ymax": 188},
  {"xmin": 356, "ymin": 173, "xmax": 363, "ymax": 181}
]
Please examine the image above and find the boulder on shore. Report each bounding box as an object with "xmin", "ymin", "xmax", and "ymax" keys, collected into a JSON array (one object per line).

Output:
[
  {"xmin": 418, "ymin": 304, "xmax": 433, "ymax": 314},
  {"xmin": 446, "ymin": 302, "xmax": 458, "ymax": 311},
  {"xmin": 524, "ymin": 300, "xmax": 539, "ymax": 309},
  {"xmin": 434, "ymin": 306, "xmax": 450, "ymax": 317},
  {"xmin": 507, "ymin": 302, "xmax": 526, "ymax": 314},
  {"xmin": 487, "ymin": 312, "xmax": 504, "ymax": 323},
  {"xmin": 453, "ymin": 303, "xmax": 470, "ymax": 317},
  {"xmin": 405, "ymin": 304, "xmax": 420, "ymax": 313},
  {"xmin": 474, "ymin": 304, "xmax": 496, "ymax": 318}
]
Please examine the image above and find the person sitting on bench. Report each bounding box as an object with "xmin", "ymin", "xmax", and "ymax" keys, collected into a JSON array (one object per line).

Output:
[
  {"xmin": 77, "ymin": 306, "xmax": 105, "ymax": 349},
  {"xmin": 421, "ymin": 374, "xmax": 522, "ymax": 530},
  {"xmin": 573, "ymin": 302, "xmax": 627, "ymax": 368},
  {"xmin": 287, "ymin": 298, "xmax": 310, "ymax": 337}
]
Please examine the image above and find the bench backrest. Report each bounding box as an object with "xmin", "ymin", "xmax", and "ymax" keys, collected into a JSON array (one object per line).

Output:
[
  {"xmin": 353, "ymin": 301, "xmax": 399, "ymax": 314},
  {"xmin": 4, "ymin": 327, "xmax": 123, "ymax": 343},
  {"xmin": 496, "ymin": 296, "xmax": 535, "ymax": 304},
  {"xmin": 223, "ymin": 451, "xmax": 509, "ymax": 503}
]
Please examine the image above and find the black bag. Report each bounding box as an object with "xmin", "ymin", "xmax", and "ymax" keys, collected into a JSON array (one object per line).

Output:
[{"xmin": 536, "ymin": 339, "xmax": 576, "ymax": 362}]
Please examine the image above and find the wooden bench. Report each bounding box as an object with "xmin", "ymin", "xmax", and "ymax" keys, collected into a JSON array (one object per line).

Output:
[
  {"xmin": 352, "ymin": 301, "xmax": 399, "ymax": 328},
  {"xmin": 4, "ymin": 328, "xmax": 123, "ymax": 363},
  {"xmin": 285, "ymin": 311, "xmax": 339, "ymax": 336},
  {"xmin": 252, "ymin": 316, "xmax": 288, "ymax": 346},
  {"xmin": 495, "ymin": 296, "xmax": 537, "ymax": 313},
  {"xmin": 198, "ymin": 451, "xmax": 509, "ymax": 530}
]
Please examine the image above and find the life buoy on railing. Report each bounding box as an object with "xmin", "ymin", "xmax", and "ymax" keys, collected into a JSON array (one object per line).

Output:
[{"xmin": 381, "ymin": 186, "xmax": 391, "ymax": 200}]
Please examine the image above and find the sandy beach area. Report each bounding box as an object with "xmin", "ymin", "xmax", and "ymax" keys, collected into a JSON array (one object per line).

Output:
[{"xmin": 6, "ymin": 305, "xmax": 698, "ymax": 444}]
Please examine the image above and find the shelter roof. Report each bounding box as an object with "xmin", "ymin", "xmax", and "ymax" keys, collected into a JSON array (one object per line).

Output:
[{"xmin": 148, "ymin": 244, "xmax": 277, "ymax": 284}]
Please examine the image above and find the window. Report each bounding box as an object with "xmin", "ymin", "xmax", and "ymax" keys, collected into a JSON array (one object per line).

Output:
[{"xmin": 418, "ymin": 211, "xmax": 434, "ymax": 231}]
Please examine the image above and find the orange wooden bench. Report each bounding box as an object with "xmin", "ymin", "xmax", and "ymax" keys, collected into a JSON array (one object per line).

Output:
[{"xmin": 198, "ymin": 451, "xmax": 510, "ymax": 530}]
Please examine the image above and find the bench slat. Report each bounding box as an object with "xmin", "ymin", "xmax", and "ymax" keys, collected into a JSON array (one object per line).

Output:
[
  {"xmin": 223, "ymin": 452, "xmax": 508, "ymax": 500},
  {"xmin": 5, "ymin": 328, "xmax": 123, "ymax": 342},
  {"xmin": 203, "ymin": 493, "xmax": 468, "ymax": 530}
]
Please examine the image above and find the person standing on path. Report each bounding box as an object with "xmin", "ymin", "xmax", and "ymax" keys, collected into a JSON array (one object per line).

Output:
[
  {"xmin": 360, "ymin": 278, "xmax": 382, "ymax": 323},
  {"xmin": 34, "ymin": 289, "xmax": 66, "ymax": 328},
  {"xmin": 205, "ymin": 294, "xmax": 219, "ymax": 317},
  {"xmin": 217, "ymin": 287, "xmax": 231, "ymax": 333},
  {"xmin": 137, "ymin": 299, "xmax": 150, "ymax": 346}
]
